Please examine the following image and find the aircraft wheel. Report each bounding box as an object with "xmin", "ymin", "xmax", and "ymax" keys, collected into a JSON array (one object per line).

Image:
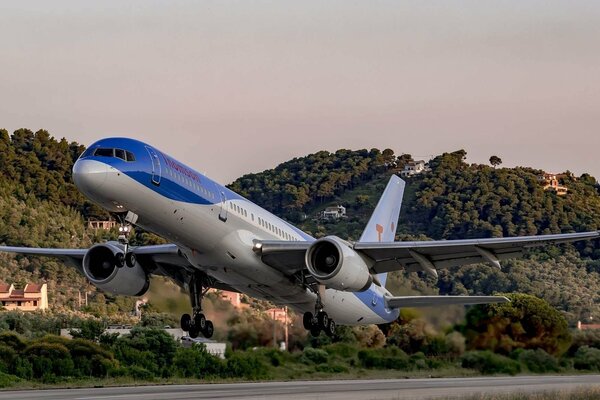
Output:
[
  {"xmin": 189, "ymin": 324, "xmax": 200, "ymax": 339},
  {"xmin": 125, "ymin": 252, "xmax": 136, "ymax": 268},
  {"xmin": 325, "ymin": 319, "xmax": 336, "ymax": 338},
  {"xmin": 317, "ymin": 311, "xmax": 329, "ymax": 331},
  {"xmin": 180, "ymin": 313, "xmax": 192, "ymax": 331},
  {"xmin": 203, "ymin": 320, "xmax": 214, "ymax": 339},
  {"xmin": 195, "ymin": 313, "xmax": 207, "ymax": 330},
  {"xmin": 116, "ymin": 253, "xmax": 125, "ymax": 268},
  {"xmin": 303, "ymin": 312, "xmax": 313, "ymax": 330}
]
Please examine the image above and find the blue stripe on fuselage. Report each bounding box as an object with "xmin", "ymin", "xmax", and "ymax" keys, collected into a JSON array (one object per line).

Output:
[{"xmin": 79, "ymin": 137, "xmax": 392, "ymax": 321}]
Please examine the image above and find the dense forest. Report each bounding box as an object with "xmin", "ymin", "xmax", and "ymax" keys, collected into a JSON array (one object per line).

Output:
[{"xmin": 1, "ymin": 129, "xmax": 600, "ymax": 324}]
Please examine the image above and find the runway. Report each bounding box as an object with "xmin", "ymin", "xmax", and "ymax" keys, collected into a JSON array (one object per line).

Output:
[{"xmin": 1, "ymin": 375, "xmax": 599, "ymax": 400}]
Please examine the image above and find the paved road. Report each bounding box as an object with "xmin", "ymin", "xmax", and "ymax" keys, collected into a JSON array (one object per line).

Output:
[{"xmin": 1, "ymin": 375, "xmax": 599, "ymax": 400}]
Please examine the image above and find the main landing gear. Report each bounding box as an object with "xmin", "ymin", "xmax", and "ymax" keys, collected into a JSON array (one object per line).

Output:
[
  {"xmin": 303, "ymin": 288, "xmax": 336, "ymax": 338},
  {"xmin": 180, "ymin": 273, "xmax": 214, "ymax": 339}
]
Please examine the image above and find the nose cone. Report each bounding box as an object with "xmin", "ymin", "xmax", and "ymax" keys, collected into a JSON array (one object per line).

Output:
[{"xmin": 73, "ymin": 159, "xmax": 108, "ymax": 196}]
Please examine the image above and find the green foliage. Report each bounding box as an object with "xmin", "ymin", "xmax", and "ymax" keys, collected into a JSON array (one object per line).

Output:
[
  {"xmin": 226, "ymin": 351, "xmax": 270, "ymax": 380},
  {"xmin": 573, "ymin": 346, "xmax": 600, "ymax": 371},
  {"xmin": 70, "ymin": 319, "xmax": 105, "ymax": 342},
  {"xmin": 514, "ymin": 349, "xmax": 560, "ymax": 373},
  {"xmin": 0, "ymin": 371, "xmax": 21, "ymax": 389},
  {"xmin": 569, "ymin": 329, "xmax": 600, "ymax": 354},
  {"xmin": 462, "ymin": 293, "xmax": 571, "ymax": 356},
  {"xmin": 357, "ymin": 347, "xmax": 411, "ymax": 370},
  {"xmin": 300, "ymin": 347, "xmax": 329, "ymax": 364},
  {"xmin": 172, "ymin": 345, "xmax": 224, "ymax": 378},
  {"xmin": 23, "ymin": 341, "xmax": 74, "ymax": 379},
  {"xmin": 111, "ymin": 328, "xmax": 177, "ymax": 376},
  {"xmin": 461, "ymin": 351, "xmax": 521, "ymax": 375}
]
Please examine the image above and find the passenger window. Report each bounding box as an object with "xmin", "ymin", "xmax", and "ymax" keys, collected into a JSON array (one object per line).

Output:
[
  {"xmin": 94, "ymin": 148, "xmax": 114, "ymax": 157},
  {"xmin": 115, "ymin": 149, "xmax": 126, "ymax": 160},
  {"xmin": 126, "ymin": 151, "xmax": 136, "ymax": 162}
]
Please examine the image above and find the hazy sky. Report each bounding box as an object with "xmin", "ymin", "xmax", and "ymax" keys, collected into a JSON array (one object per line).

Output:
[{"xmin": 1, "ymin": 1, "xmax": 599, "ymax": 183}]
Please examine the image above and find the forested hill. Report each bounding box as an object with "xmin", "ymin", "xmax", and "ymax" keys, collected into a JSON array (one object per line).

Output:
[{"xmin": 1, "ymin": 129, "xmax": 600, "ymax": 322}]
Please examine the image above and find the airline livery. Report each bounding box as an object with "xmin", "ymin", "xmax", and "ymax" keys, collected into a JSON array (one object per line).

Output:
[{"xmin": 1, "ymin": 138, "xmax": 598, "ymax": 338}]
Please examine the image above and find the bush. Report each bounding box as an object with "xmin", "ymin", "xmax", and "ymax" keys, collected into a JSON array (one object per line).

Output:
[
  {"xmin": 0, "ymin": 371, "xmax": 20, "ymax": 388},
  {"xmin": 111, "ymin": 328, "xmax": 177, "ymax": 375},
  {"xmin": 569, "ymin": 330, "xmax": 600, "ymax": 355},
  {"xmin": 66, "ymin": 339, "xmax": 116, "ymax": 377},
  {"xmin": 0, "ymin": 345, "xmax": 16, "ymax": 374},
  {"xmin": 300, "ymin": 347, "xmax": 329, "ymax": 364},
  {"xmin": 573, "ymin": 346, "xmax": 600, "ymax": 371},
  {"xmin": 324, "ymin": 342, "xmax": 359, "ymax": 359},
  {"xmin": 516, "ymin": 349, "xmax": 560, "ymax": 373},
  {"xmin": 0, "ymin": 331, "xmax": 27, "ymax": 352},
  {"xmin": 23, "ymin": 342, "xmax": 74, "ymax": 379},
  {"xmin": 357, "ymin": 347, "xmax": 411, "ymax": 370},
  {"xmin": 314, "ymin": 364, "xmax": 349, "ymax": 373},
  {"xmin": 461, "ymin": 351, "xmax": 521, "ymax": 375},
  {"xmin": 226, "ymin": 351, "xmax": 270, "ymax": 380},
  {"xmin": 124, "ymin": 366, "xmax": 154, "ymax": 380},
  {"xmin": 172, "ymin": 345, "xmax": 224, "ymax": 379}
]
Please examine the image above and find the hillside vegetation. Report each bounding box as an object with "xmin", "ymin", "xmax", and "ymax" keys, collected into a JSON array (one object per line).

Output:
[{"xmin": 1, "ymin": 129, "xmax": 600, "ymax": 323}]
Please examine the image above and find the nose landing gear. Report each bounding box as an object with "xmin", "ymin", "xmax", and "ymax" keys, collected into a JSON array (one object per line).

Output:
[{"xmin": 180, "ymin": 273, "xmax": 214, "ymax": 339}]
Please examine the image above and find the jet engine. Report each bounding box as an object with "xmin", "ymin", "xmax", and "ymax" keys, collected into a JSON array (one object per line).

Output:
[
  {"xmin": 305, "ymin": 236, "xmax": 373, "ymax": 292},
  {"xmin": 82, "ymin": 243, "xmax": 149, "ymax": 296}
]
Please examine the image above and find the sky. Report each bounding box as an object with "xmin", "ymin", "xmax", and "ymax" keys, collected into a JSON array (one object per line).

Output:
[{"xmin": 1, "ymin": 1, "xmax": 599, "ymax": 183}]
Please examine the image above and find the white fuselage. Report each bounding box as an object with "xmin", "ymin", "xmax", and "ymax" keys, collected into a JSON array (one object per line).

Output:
[{"xmin": 76, "ymin": 154, "xmax": 399, "ymax": 325}]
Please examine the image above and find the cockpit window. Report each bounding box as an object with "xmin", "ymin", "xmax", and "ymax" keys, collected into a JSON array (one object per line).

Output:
[
  {"xmin": 94, "ymin": 148, "xmax": 114, "ymax": 157},
  {"xmin": 79, "ymin": 146, "xmax": 96, "ymax": 158},
  {"xmin": 115, "ymin": 149, "xmax": 126, "ymax": 161},
  {"xmin": 91, "ymin": 147, "xmax": 136, "ymax": 162},
  {"xmin": 126, "ymin": 151, "xmax": 136, "ymax": 162}
]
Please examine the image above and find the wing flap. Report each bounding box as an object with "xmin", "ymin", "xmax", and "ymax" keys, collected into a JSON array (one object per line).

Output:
[
  {"xmin": 385, "ymin": 295, "xmax": 509, "ymax": 309},
  {"xmin": 357, "ymin": 231, "xmax": 599, "ymax": 274}
]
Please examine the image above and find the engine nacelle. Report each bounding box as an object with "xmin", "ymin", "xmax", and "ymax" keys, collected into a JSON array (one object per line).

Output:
[
  {"xmin": 82, "ymin": 243, "xmax": 149, "ymax": 296},
  {"xmin": 305, "ymin": 236, "xmax": 373, "ymax": 292}
]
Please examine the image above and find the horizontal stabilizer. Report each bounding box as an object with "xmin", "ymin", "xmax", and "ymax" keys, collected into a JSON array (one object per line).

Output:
[{"xmin": 385, "ymin": 295, "xmax": 509, "ymax": 309}]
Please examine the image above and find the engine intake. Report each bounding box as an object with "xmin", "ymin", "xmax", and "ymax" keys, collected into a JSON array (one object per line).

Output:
[
  {"xmin": 305, "ymin": 236, "xmax": 373, "ymax": 292},
  {"xmin": 83, "ymin": 243, "xmax": 149, "ymax": 296}
]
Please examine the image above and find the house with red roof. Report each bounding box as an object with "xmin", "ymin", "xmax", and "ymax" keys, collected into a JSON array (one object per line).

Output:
[{"xmin": 0, "ymin": 282, "xmax": 48, "ymax": 311}]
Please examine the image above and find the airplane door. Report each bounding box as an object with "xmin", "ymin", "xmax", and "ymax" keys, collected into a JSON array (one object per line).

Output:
[
  {"xmin": 219, "ymin": 191, "xmax": 227, "ymax": 222},
  {"xmin": 145, "ymin": 146, "xmax": 161, "ymax": 186}
]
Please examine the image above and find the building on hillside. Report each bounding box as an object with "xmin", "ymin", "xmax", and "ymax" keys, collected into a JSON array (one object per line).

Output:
[
  {"xmin": 218, "ymin": 290, "xmax": 249, "ymax": 310},
  {"xmin": 399, "ymin": 160, "xmax": 428, "ymax": 178},
  {"xmin": 538, "ymin": 173, "xmax": 568, "ymax": 196},
  {"xmin": 87, "ymin": 219, "xmax": 118, "ymax": 230},
  {"xmin": 577, "ymin": 320, "xmax": 600, "ymax": 330},
  {"xmin": 319, "ymin": 205, "xmax": 346, "ymax": 221},
  {"xmin": 0, "ymin": 283, "xmax": 48, "ymax": 311}
]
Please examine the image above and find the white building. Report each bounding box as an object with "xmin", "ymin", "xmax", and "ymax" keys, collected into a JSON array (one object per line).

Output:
[
  {"xmin": 400, "ymin": 160, "xmax": 428, "ymax": 178},
  {"xmin": 319, "ymin": 205, "xmax": 346, "ymax": 220}
]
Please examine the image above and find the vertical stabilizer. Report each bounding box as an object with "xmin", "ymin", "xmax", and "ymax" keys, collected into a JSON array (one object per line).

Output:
[{"xmin": 358, "ymin": 175, "xmax": 405, "ymax": 286}]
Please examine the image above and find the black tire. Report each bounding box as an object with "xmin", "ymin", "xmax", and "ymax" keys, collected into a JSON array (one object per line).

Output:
[
  {"xmin": 195, "ymin": 313, "xmax": 207, "ymax": 330},
  {"xmin": 326, "ymin": 319, "xmax": 336, "ymax": 338},
  {"xmin": 116, "ymin": 253, "xmax": 125, "ymax": 268},
  {"xmin": 303, "ymin": 312, "xmax": 313, "ymax": 330},
  {"xmin": 189, "ymin": 325, "xmax": 200, "ymax": 339},
  {"xmin": 317, "ymin": 311, "xmax": 329, "ymax": 330},
  {"xmin": 310, "ymin": 327, "xmax": 321, "ymax": 337},
  {"xmin": 203, "ymin": 320, "xmax": 214, "ymax": 339},
  {"xmin": 180, "ymin": 313, "xmax": 192, "ymax": 331},
  {"xmin": 125, "ymin": 252, "xmax": 136, "ymax": 268}
]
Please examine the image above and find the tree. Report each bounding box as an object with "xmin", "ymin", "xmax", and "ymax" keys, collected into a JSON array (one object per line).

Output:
[
  {"xmin": 461, "ymin": 293, "xmax": 571, "ymax": 356},
  {"xmin": 489, "ymin": 155, "xmax": 502, "ymax": 168}
]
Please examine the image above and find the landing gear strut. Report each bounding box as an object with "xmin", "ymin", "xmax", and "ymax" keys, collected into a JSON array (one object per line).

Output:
[
  {"xmin": 303, "ymin": 286, "xmax": 336, "ymax": 338},
  {"xmin": 180, "ymin": 273, "xmax": 214, "ymax": 339},
  {"xmin": 117, "ymin": 222, "xmax": 137, "ymax": 268}
]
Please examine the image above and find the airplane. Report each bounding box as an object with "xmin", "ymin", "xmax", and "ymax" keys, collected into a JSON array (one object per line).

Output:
[{"xmin": 1, "ymin": 137, "xmax": 598, "ymax": 339}]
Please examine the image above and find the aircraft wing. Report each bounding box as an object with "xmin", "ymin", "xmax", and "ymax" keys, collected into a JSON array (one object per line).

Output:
[
  {"xmin": 0, "ymin": 243, "xmax": 238, "ymax": 292},
  {"xmin": 254, "ymin": 231, "xmax": 600, "ymax": 277},
  {"xmin": 385, "ymin": 295, "xmax": 509, "ymax": 308}
]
